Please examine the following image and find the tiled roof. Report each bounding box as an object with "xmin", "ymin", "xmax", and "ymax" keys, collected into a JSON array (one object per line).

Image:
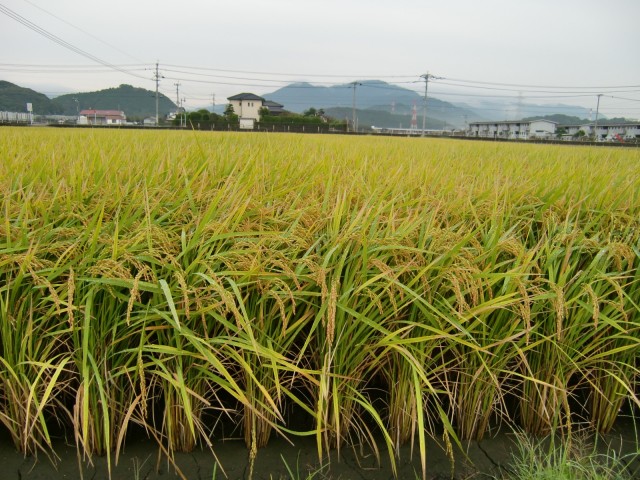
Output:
[{"xmin": 227, "ymin": 93, "xmax": 265, "ymax": 101}]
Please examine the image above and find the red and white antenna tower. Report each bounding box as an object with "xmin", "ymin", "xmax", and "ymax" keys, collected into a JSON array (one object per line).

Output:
[{"xmin": 411, "ymin": 102, "xmax": 418, "ymax": 130}]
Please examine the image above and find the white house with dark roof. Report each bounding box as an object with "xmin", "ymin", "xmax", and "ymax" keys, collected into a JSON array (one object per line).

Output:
[
  {"xmin": 227, "ymin": 93, "xmax": 265, "ymax": 121},
  {"xmin": 227, "ymin": 93, "xmax": 286, "ymax": 121}
]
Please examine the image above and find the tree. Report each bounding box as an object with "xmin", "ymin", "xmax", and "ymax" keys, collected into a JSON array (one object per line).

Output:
[
  {"xmin": 224, "ymin": 104, "xmax": 238, "ymax": 123},
  {"xmin": 303, "ymin": 107, "xmax": 317, "ymax": 117},
  {"xmin": 194, "ymin": 109, "xmax": 210, "ymax": 122},
  {"xmin": 172, "ymin": 110, "xmax": 221, "ymax": 128}
]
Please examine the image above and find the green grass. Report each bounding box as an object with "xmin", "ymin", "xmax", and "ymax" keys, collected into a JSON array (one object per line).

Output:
[{"xmin": 503, "ymin": 432, "xmax": 639, "ymax": 480}]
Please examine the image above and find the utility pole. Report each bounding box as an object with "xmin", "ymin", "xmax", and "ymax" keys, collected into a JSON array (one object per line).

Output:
[
  {"xmin": 153, "ymin": 61, "xmax": 164, "ymax": 126},
  {"xmin": 211, "ymin": 93, "xmax": 216, "ymax": 113},
  {"xmin": 420, "ymin": 73, "xmax": 441, "ymax": 137},
  {"xmin": 174, "ymin": 82, "xmax": 181, "ymax": 108},
  {"xmin": 174, "ymin": 81, "xmax": 181, "ymax": 126},
  {"xmin": 350, "ymin": 81, "xmax": 361, "ymax": 133},
  {"xmin": 593, "ymin": 94, "xmax": 603, "ymax": 141}
]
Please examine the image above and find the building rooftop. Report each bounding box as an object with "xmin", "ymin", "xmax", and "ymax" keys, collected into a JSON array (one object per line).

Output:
[
  {"xmin": 469, "ymin": 119, "xmax": 558, "ymax": 125},
  {"xmin": 80, "ymin": 109, "xmax": 125, "ymax": 116},
  {"xmin": 227, "ymin": 93, "xmax": 265, "ymax": 101}
]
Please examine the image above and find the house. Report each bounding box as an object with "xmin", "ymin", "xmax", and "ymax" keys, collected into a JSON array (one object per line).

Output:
[
  {"xmin": 79, "ymin": 109, "xmax": 126, "ymax": 125},
  {"xmin": 227, "ymin": 93, "xmax": 265, "ymax": 121},
  {"xmin": 467, "ymin": 119, "xmax": 557, "ymax": 140},
  {"xmin": 227, "ymin": 93, "xmax": 286, "ymax": 120},
  {"xmin": 263, "ymin": 100, "xmax": 285, "ymax": 116}
]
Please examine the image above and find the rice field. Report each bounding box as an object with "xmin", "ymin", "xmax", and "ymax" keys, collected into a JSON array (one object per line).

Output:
[{"xmin": 0, "ymin": 127, "xmax": 639, "ymax": 478}]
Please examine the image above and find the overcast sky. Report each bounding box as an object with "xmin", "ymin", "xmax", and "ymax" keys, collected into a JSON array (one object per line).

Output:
[{"xmin": 1, "ymin": 0, "xmax": 639, "ymax": 118}]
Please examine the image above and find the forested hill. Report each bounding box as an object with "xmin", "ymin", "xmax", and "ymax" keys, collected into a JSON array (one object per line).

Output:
[
  {"xmin": 0, "ymin": 80, "xmax": 63, "ymax": 114},
  {"xmin": 53, "ymin": 84, "xmax": 176, "ymax": 119}
]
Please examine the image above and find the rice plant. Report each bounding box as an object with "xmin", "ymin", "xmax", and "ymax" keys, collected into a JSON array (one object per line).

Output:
[{"xmin": 0, "ymin": 127, "xmax": 638, "ymax": 479}]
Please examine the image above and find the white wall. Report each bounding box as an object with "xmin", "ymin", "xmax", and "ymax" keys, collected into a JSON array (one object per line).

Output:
[
  {"xmin": 229, "ymin": 99, "xmax": 263, "ymax": 120},
  {"xmin": 528, "ymin": 120, "xmax": 556, "ymax": 138}
]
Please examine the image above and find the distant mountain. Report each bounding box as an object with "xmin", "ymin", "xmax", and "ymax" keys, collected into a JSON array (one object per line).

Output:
[
  {"xmin": 263, "ymin": 80, "xmax": 483, "ymax": 128},
  {"xmin": 53, "ymin": 84, "xmax": 176, "ymax": 119},
  {"xmin": 522, "ymin": 114, "xmax": 589, "ymax": 125},
  {"xmin": 0, "ymin": 80, "xmax": 63, "ymax": 114},
  {"xmin": 266, "ymin": 80, "xmax": 419, "ymax": 111},
  {"xmin": 324, "ymin": 107, "xmax": 459, "ymax": 130}
]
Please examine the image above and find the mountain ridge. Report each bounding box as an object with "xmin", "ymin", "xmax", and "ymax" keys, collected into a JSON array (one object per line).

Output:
[
  {"xmin": 2, "ymin": 80, "xmax": 632, "ymax": 127},
  {"xmin": 0, "ymin": 81, "xmax": 176, "ymax": 119},
  {"xmin": 0, "ymin": 80, "xmax": 63, "ymax": 114},
  {"xmin": 53, "ymin": 84, "xmax": 176, "ymax": 119},
  {"xmin": 263, "ymin": 80, "xmax": 483, "ymax": 128}
]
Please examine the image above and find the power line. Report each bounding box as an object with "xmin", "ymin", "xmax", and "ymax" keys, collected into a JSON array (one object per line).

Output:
[
  {"xmin": 160, "ymin": 67, "xmax": 419, "ymax": 86},
  {"xmin": 425, "ymin": 90, "xmax": 599, "ymax": 100},
  {"xmin": 155, "ymin": 64, "xmax": 640, "ymax": 91},
  {"xmin": 0, "ymin": 62, "xmax": 147, "ymax": 69},
  {"xmin": 608, "ymin": 95, "xmax": 640, "ymax": 103},
  {"xmin": 436, "ymin": 79, "xmax": 640, "ymax": 95},
  {"xmin": 1, "ymin": 58, "xmax": 637, "ymax": 119},
  {"xmin": 161, "ymin": 63, "xmax": 417, "ymax": 79},
  {"xmin": 19, "ymin": 0, "xmax": 147, "ymax": 64},
  {"xmin": 2, "ymin": 57, "xmax": 638, "ymax": 96},
  {"xmin": 441, "ymin": 76, "xmax": 640, "ymax": 90},
  {"xmin": 0, "ymin": 4, "xmax": 148, "ymax": 81},
  {"xmin": 3, "ymin": 59, "xmax": 639, "ymax": 101}
]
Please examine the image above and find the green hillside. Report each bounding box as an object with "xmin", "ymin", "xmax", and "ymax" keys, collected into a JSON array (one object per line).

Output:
[
  {"xmin": 0, "ymin": 80, "xmax": 62, "ymax": 114},
  {"xmin": 53, "ymin": 84, "xmax": 176, "ymax": 119}
]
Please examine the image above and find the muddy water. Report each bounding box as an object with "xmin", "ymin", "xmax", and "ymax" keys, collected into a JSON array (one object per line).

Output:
[{"xmin": 1, "ymin": 417, "xmax": 638, "ymax": 479}]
